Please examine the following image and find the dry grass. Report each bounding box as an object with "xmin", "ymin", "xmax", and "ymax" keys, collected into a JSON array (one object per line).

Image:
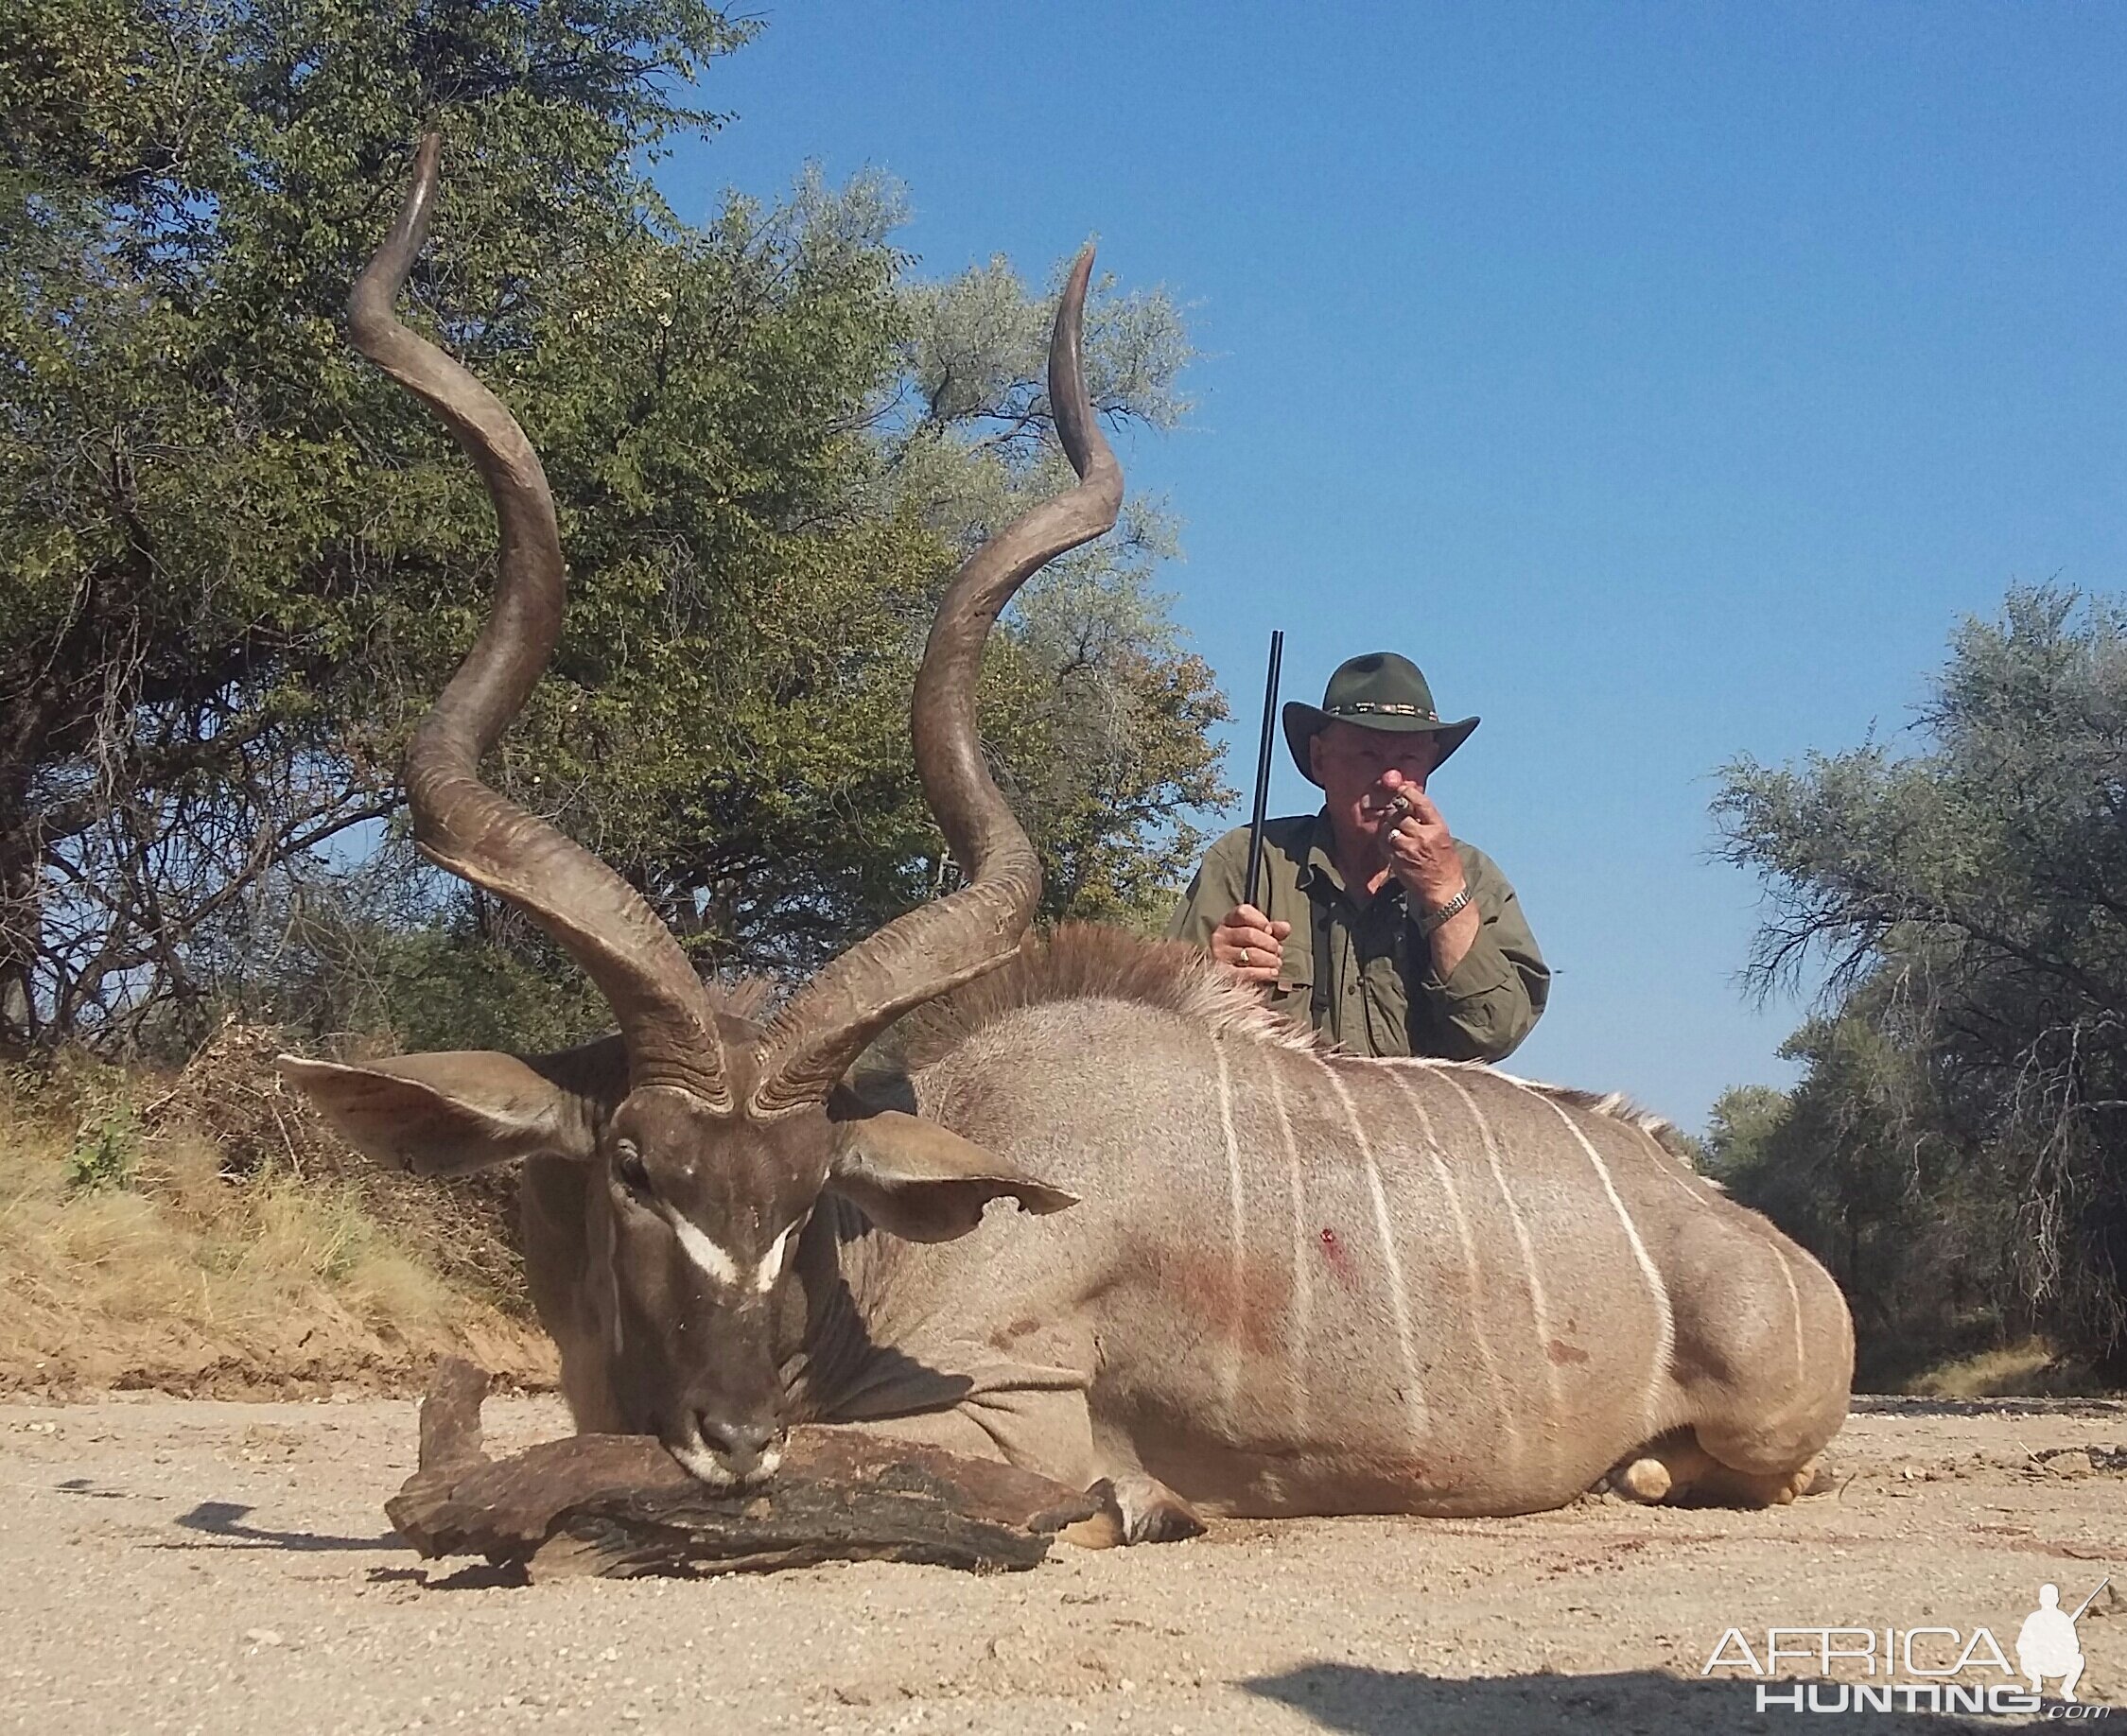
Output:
[
  {"xmin": 0, "ymin": 1057, "xmax": 555, "ymax": 1398},
  {"xmin": 1907, "ymin": 1338, "xmax": 2105, "ymax": 1400},
  {"xmin": 144, "ymin": 1019, "xmax": 532, "ymax": 1308}
]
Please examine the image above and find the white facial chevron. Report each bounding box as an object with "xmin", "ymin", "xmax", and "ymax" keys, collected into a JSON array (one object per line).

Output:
[
  {"xmin": 667, "ymin": 1210, "xmax": 797, "ymax": 1295},
  {"xmin": 668, "ymin": 1211, "xmax": 741, "ymax": 1287},
  {"xmin": 755, "ymin": 1221, "xmax": 798, "ymax": 1293}
]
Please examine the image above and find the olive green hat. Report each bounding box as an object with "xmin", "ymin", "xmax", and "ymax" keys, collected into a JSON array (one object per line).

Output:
[{"xmin": 1282, "ymin": 651, "xmax": 1480, "ymax": 786}]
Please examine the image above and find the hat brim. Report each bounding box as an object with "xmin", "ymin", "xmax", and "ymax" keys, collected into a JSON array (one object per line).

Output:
[{"xmin": 1282, "ymin": 703, "xmax": 1480, "ymax": 787}]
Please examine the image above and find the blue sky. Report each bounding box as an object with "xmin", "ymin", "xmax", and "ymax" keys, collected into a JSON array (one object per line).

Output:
[{"xmin": 655, "ymin": 3, "xmax": 2127, "ymax": 1130}]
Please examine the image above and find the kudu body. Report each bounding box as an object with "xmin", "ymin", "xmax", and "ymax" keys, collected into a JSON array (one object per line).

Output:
[{"xmin": 286, "ymin": 144, "xmax": 1852, "ymax": 1537}]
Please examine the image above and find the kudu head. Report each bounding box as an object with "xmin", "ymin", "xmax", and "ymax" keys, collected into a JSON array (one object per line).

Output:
[{"xmin": 278, "ymin": 137, "xmax": 1120, "ymax": 1486}]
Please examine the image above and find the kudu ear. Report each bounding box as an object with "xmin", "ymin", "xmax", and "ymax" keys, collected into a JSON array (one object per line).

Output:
[
  {"xmin": 828, "ymin": 1109, "xmax": 1078, "ymax": 1243},
  {"xmin": 275, "ymin": 1050, "xmax": 603, "ymax": 1176}
]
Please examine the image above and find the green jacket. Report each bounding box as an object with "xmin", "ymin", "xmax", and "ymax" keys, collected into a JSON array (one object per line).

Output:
[{"xmin": 1165, "ymin": 812, "xmax": 1549, "ymax": 1062}]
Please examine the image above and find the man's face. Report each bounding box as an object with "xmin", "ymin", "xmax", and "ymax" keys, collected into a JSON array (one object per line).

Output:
[{"xmin": 1310, "ymin": 721, "xmax": 1440, "ymax": 847}]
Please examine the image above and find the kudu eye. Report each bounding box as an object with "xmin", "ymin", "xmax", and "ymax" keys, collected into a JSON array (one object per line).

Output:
[{"xmin": 613, "ymin": 1139, "xmax": 654, "ymax": 1200}]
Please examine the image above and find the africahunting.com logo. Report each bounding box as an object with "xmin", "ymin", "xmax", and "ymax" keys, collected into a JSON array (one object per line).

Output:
[{"xmin": 1700, "ymin": 1580, "xmax": 2113, "ymax": 1715}]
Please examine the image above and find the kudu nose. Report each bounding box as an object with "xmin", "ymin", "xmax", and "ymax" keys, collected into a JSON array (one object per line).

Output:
[{"xmin": 695, "ymin": 1414, "xmax": 781, "ymax": 1480}]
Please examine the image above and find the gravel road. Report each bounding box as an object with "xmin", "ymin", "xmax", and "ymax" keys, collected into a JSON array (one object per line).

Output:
[{"xmin": 5, "ymin": 1395, "xmax": 2121, "ymax": 1735}]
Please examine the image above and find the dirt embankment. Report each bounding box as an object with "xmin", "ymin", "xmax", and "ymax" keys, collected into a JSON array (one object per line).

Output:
[
  {"xmin": 0, "ymin": 1032, "xmax": 552, "ymax": 1398},
  {"xmin": 4, "ymin": 1394, "xmax": 2121, "ymax": 1735}
]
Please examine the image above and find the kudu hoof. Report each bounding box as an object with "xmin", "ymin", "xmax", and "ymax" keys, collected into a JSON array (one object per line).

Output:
[
  {"xmin": 1613, "ymin": 1456, "xmax": 1673, "ymax": 1504},
  {"xmin": 1060, "ymin": 1475, "xmax": 1208, "ymax": 1548}
]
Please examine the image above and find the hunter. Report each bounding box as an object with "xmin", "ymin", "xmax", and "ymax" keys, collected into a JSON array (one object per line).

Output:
[{"xmin": 1167, "ymin": 651, "xmax": 1549, "ymax": 1062}]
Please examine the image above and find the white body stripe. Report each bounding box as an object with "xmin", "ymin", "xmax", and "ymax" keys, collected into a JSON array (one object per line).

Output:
[
  {"xmin": 1387, "ymin": 1070, "xmax": 1513, "ymax": 1468},
  {"xmin": 1434, "ymin": 1068, "xmax": 1559, "ymax": 1457},
  {"xmin": 1521, "ymin": 1085, "xmax": 1677, "ymax": 1433},
  {"xmin": 1267, "ymin": 1061, "xmax": 1312, "ymax": 1434},
  {"xmin": 1768, "ymin": 1235, "xmax": 1806, "ymax": 1388},
  {"xmin": 1321, "ymin": 1061, "xmax": 1429, "ymax": 1443},
  {"xmin": 1214, "ymin": 1041, "xmax": 1247, "ymax": 1422},
  {"xmin": 1593, "ymin": 1106, "xmax": 1810, "ymax": 1396}
]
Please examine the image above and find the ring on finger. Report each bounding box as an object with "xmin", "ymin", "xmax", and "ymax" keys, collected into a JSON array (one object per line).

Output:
[{"xmin": 1239, "ymin": 946, "xmax": 1250, "ymax": 966}]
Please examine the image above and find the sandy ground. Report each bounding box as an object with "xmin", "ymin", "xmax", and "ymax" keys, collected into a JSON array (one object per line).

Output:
[{"xmin": 4, "ymin": 1394, "xmax": 2122, "ymax": 1736}]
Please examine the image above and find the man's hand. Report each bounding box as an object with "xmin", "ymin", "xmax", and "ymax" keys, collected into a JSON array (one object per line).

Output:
[
  {"xmin": 1380, "ymin": 769, "xmax": 1479, "ymax": 977},
  {"xmin": 1211, "ymin": 904, "xmax": 1291, "ymax": 985},
  {"xmin": 1379, "ymin": 771, "xmax": 1466, "ymax": 910}
]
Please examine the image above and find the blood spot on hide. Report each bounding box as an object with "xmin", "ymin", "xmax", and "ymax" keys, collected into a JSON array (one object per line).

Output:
[
  {"xmin": 1546, "ymin": 1337, "xmax": 1590, "ymax": 1366},
  {"xmin": 1318, "ymin": 1226, "xmax": 1357, "ymax": 1288},
  {"xmin": 988, "ymin": 1315, "xmax": 1043, "ymax": 1351}
]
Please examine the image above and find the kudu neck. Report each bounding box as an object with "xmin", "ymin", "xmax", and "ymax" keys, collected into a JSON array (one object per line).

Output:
[{"xmin": 780, "ymin": 1194, "xmax": 893, "ymax": 1421}]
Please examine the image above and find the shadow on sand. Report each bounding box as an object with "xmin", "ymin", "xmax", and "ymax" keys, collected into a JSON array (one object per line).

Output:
[
  {"xmin": 171, "ymin": 1499, "xmax": 398, "ymax": 1552},
  {"xmin": 1242, "ymin": 1661, "xmax": 2063, "ymax": 1734}
]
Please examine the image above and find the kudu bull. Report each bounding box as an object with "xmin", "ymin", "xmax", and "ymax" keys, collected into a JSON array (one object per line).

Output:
[{"xmin": 284, "ymin": 141, "xmax": 1853, "ymax": 1541}]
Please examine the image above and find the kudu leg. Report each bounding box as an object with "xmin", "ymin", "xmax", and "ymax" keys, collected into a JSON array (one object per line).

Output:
[
  {"xmin": 817, "ymin": 1342, "xmax": 1206, "ymax": 1547},
  {"xmin": 819, "ymin": 1411, "xmax": 1203, "ymax": 1549}
]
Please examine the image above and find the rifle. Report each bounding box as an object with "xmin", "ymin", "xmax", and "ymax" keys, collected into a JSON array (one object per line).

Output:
[{"xmin": 1244, "ymin": 631, "xmax": 1283, "ymax": 912}]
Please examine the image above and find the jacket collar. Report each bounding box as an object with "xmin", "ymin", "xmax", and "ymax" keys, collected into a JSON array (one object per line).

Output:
[{"xmin": 1296, "ymin": 809, "xmax": 1403, "ymax": 907}]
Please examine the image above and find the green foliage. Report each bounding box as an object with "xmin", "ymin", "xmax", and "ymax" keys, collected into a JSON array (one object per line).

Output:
[
  {"xmin": 1715, "ymin": 585, "xmax": 2127, "ymax": 1376},
  {"xmin": 68, "ymin": 1096, "xmax": 142, "ymax": 1191},
  {"xmin": 2, "ymin": 3, "xmax": 1230, "ymax": 1050},
  {"xmin": 1700, "ymin": 1083, "xmax": 1789, "ymax": 1187}
]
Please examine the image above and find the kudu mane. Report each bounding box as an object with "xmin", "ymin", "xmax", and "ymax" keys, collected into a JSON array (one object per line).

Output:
[
  {"xmin": 893, "ymin": 923, "xmax": 1682, "ymax": 1150},
  {"xmin": 895, "ymin": 923, "xmax": 1322, "ymax": 1067}
]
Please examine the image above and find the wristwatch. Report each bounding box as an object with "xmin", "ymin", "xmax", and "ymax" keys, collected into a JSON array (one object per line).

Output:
[{"xmin": 1415, "ymin": 886, "xmax": 1472, "ymax": 937}]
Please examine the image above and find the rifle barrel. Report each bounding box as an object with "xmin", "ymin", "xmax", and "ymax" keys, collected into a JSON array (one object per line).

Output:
[{"xmin": 1244, "ymin": 631, "xmax": 1284, "ymax": 912}]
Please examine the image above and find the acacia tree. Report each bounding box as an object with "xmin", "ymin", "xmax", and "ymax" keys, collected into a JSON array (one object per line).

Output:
[
  {"xmin": 1714, "ymin": 586, "xmax": 2127, "ymax": 1374},
  {"xmin": 2, "ymin": 2, "xmax": 1229, "ymax": 1052}
]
